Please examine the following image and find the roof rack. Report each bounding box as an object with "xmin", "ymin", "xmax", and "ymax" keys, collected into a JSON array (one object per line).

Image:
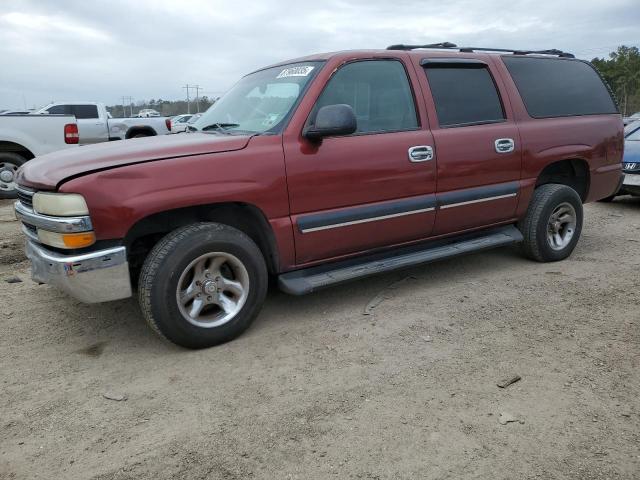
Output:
[{"xmin": 386, "ymin": 42, "xmax": 575, "ymax": 58}]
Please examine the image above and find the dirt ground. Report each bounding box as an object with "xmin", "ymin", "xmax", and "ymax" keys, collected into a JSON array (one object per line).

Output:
[{"xmin": 0, "ymin": 197, "xmax": 638, "ymax": 480}]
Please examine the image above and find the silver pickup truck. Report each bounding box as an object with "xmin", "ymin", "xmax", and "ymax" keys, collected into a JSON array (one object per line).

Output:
[
  {"xmin": 0, "ymin": 114, "xmax": 78, "ymax": 198},
  {"xmin": 36, "ymin": 102, "xmax": 171, "ymax": 144}
]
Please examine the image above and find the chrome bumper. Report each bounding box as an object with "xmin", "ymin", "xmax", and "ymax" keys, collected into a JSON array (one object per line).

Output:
[{"xmin": 25, "ymin": 239, "xmax": 132, "ymax": 303}]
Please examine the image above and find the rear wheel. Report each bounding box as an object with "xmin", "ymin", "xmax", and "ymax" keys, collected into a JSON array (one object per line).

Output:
[
  {"xmin": 519, "ymin": 184, "xmax": 583, "ymax": 262},
  {"xmin": 0, "ymin": 152, "xmax": 27, "ymax": 199},
  {"xmin": 138, "ymin": 222, "xmax": 268, "ymax": 348}
]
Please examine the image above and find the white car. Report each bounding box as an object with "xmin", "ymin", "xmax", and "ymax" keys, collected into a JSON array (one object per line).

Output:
[
  {"xmin": 37, "ymin": 102, "xmax": 171, "ymax": 144},
  {"xmin": 170, "ymin": 114, "xmax": 194, "ymax": 133},
  {"xmin": 137, "ymin": 109, "xmax": 161, "ymax": 118}
]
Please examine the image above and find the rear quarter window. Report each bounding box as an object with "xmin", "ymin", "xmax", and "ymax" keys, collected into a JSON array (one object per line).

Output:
[
  {"xmin": 71, "ymin": 104, "xmax": 99, "ymax": 119},
  {"xmin": 502, "ymin": 56, "xmax": 618, "ymax": 118}
]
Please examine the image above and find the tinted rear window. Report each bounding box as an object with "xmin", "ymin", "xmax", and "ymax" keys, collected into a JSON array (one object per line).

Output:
[
  {"xmin": 71, "ymin": 104, "xmax": 99, "ymax": 119},
  {"xmin": 424, "ymin": 66, "xmax": 505, "ymax": 127},
  {"xmin": 502, "ymin": 57, "xmax": 618, "ymax": 118}
]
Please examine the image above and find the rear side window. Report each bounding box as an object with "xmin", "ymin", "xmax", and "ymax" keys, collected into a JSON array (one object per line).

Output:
[
  {"xmin": 502, "ymin": 57, "xmax": 618, "ymax": 118},
  {"xmin": 312, "ymin": 60, "xmax": 419, "ymax": 134},
  {"xmin": 423, "ymin": 65, "xmax": 505, "ymax": 127},
  {"xmin": 71, "ymin": 104, "xmax": 99, "ymax": 119}
]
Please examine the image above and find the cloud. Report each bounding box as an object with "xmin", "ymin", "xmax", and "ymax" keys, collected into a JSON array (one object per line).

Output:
[{"xmin": 0, "ymin": 0, "xmax": 638, "ymax": 110}]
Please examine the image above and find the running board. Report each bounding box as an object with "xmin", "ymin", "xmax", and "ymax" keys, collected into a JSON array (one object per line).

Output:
[{"xmin": 278, "ymin": 225, "xmax": 523, "ymax": 295}]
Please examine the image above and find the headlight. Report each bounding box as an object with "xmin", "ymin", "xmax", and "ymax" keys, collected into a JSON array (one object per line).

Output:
[{"xmin": 32, "ymin": 193, "xmax": 89, "ymax": 217}]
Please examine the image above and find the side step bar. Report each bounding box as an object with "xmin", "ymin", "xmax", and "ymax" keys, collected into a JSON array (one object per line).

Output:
[{"xmin": 278, "ymin": 225, "xmax": 523, "ymax": 295}]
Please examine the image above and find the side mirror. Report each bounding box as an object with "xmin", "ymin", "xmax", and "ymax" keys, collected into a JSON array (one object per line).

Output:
[{"xmin": 303, "ymin": 104, "xmax": 357, "ymax": 141}]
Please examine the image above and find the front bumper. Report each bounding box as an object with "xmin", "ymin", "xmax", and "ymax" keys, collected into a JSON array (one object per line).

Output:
[
  {"xmin": 620, "ymin": 172, "xmax": 640, "ymax": 196},
  {"xmin": 25, "ymin": 239, "xmax": 132, "ymax": 303}
]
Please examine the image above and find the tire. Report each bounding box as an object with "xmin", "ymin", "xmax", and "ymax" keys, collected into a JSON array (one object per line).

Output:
[
  {"xmin": 132, "ymin": 133, "xmax": 149, "ymax": 138},
  {"xmin": 518, "ymin": 184, "xmax": 583, "ymax": 262},
  {"xmin": 0, "ymin": 152, "xmax": 27, "ymax": 199},
  {"xmin": 138, "ymin": 222, "xmax": 268, "ymax": 348}
]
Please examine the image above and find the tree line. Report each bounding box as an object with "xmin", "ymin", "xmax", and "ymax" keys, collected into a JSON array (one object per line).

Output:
[
  {"xmin": 107, "ymin": 97, "xmax": 217, "ymax": 118},
  {"xmin": 592, "ymin": 45, "xmax": 640, "ymax": 116}
]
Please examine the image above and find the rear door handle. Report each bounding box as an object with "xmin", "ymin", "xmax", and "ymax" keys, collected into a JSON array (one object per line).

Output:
[
  {"xmin": 495, "ymin": 138, "xmax": 515, "ymax": 153},
  {"xmin": 408, "ymin": 145, "xmax": 434, "ymax": 162}
]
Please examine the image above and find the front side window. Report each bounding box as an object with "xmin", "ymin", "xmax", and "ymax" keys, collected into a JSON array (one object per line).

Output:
[
  {"xmin": 311, "ymin": 59, "xmax": 419, "ymax": 134},
  {"xmin": 424, "ymin": 65, "xmax": 505, "ymax": 127},
  {"xmin": 191, "ymin": 61, "xmax": 323, "ymax": 135}
]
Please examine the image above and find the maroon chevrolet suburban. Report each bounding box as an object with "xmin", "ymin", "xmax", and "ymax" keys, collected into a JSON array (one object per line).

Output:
[{"xmin": 15, "ymin": 43, "xmax": 623, "ymax": 348}]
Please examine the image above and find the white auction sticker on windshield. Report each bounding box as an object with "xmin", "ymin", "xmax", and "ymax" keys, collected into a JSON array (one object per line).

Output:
[{"xmin": 276, "ymin": 66, "xmax": 315, "ymax": 78}]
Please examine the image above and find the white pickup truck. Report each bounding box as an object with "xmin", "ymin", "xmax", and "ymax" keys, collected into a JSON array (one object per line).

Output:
[
  {"xmin": 36, "ymin": 102, "xmax": 171, "ymax": 144},
  {"xmin": 0, "ymin": 114, "xmax": 78, "ymax": 198}
]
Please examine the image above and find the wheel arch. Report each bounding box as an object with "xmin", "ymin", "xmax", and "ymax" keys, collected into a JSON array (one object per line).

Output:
[
  {"xmin": 0, "ymin": 141, "xmax": 35, "ymax": 160},
  {"xmin": 124, "ymin": 202, "xmax": 280, "ymax": 276},
  {"xmin": 535, "ymin": 158, "xmax": 590, "ymax": 201},
  {"xmin": 125, "ymin": 126, "xmax": 157, "ymax": 139}
]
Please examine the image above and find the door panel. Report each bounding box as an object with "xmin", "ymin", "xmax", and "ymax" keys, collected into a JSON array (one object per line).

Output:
[
  {"xmin": 413, "ymin": 56, "xmax": 522, "ymax": 236},
  {"xmin": 284, "ymin": 58, "xmax": 439, "ymax": 265},
  {"xmin": 73, "ymin": 105, "xmax": 107, "ymax": 144},
  {"xmin": 431, "ymin": 123, "xmax": 521, "ymax": 235},
  {"xmin": 285, "ymin": 130, "xmax": 437, "ymax": 264}
]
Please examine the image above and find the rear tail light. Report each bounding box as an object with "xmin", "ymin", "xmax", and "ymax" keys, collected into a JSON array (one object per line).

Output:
[
  {"xmin": 165, "ymin": 118, "xmax": 171, "ymax": 131},
  {"xmin": 64, "ymin": 124, "xmax": 79, "ymax": 144}
]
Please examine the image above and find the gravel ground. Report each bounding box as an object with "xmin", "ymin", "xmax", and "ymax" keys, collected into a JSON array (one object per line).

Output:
[{"xmin": 0, "ymin": 197, "xmax": 638, "ymax": 480}]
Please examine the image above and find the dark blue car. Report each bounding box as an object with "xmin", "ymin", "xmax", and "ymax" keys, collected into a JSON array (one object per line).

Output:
[{"xmin": 619, "ymin": 121, "xmax": 640, "ymax": 197}]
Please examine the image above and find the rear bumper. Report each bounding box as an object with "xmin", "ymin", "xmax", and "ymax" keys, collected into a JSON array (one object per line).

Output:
[{"xmin": 25, "ymin": 240, "xmax": 132, "ymax": 303}]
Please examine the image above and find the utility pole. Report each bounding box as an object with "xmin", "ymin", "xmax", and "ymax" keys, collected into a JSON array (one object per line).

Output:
[
  {"xmin": 121, "ymin": 96, "xmax": 133, "ymax": 117},
  {"xmin": 193, "ymin": 85, "xmax": 202, "ymax": 113},
  {"xmin": 182, "ymin": 85, "xmax": 191, "ymax": 114}
]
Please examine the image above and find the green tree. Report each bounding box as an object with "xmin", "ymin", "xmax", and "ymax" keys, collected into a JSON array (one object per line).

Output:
[{"xmin": 592, "ymin": 45, "xmax": 640, "ymax": 115}]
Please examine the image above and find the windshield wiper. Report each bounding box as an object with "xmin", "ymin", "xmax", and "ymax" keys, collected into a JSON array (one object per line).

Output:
[{"xmin": 200, "ymin": 122, "xmax": 240, "ymax": 134}]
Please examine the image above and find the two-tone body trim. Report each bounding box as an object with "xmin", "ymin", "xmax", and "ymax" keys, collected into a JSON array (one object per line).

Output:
[
  {"xmin": 296, "ymin": 182, "xmax": 520, "ymax": 234},
  {"xmin": 437, "ymin": 181, "xmax": 519, "ymax": 209},
  {"xmin": 297, "ymin": 194, "xmax": 437, "ymax": 233}
]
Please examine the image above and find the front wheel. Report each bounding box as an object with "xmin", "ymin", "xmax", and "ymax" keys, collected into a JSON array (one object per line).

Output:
[
  {"xmin": 518, "ymin": 184, "xmax": 583, "ymax": 262},
  {"xmin": 138, "ymin": 222, "xmax": 268, "ymax": 348}
]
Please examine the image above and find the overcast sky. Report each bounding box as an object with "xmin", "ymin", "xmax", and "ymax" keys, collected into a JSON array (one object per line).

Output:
[{"xmin": 1, "ymin": 0, "xmax": 638, "ymax": 110}]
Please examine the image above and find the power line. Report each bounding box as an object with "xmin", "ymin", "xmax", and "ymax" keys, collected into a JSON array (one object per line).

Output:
[
  {"xmin": 183, "ymin": 84, "xmax": 205, "ymax": 113},
  {"xmin": 121, "ymin": 96, "xmax": 133, "ymax": 117}
]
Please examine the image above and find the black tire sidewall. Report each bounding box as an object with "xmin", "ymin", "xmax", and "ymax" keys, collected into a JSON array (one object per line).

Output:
[
  {"xmin": 146, "ymin": 226, "xmax": 267, "ymax": 348},
  {"xmin": 0, "ymin": 152, "xmax": 27, "ymax": 199},
  {"xmin": 534, "ymin": 187, "xmax": 583, "ymax": 261}
]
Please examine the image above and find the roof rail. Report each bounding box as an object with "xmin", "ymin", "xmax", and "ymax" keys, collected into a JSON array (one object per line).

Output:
[{"xmin": 386, "ymin": 43, "xmax": 575, "ymax": 58}]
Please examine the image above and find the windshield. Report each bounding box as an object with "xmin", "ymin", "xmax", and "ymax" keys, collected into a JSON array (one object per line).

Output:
[{"xmin": 191, "ymin": 61, "xmax": 323, "ymax": 134}]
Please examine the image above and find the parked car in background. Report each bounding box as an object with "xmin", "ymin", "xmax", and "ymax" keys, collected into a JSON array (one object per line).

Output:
[
  {"xmin": 137, "ymin": 109, "xmax": 161, "ymax": 118},
  {"xmin": 1, "ymin": 110, "xmax": 33, "ymax": 115},
  {"xmin": 36, "ymin": 102, "xmax": 171, "ymax": 144},
  {"xmin": 606, "ymin": 120, "xmax": 640, "ymax": 199},
  {"xmin": 14, "ymin": 44, "xmax": 622, "ymax": 348},
  {"xmin": 623, "ymin": 112, "xmax": 640, "ymax": 125},
  {"xmin": 170, "ymin": 114, "xmax": 194, "ymax": 133},
  {"xmin": 0, "ymin": 114, "xmax": 78, "ymax": 197}
]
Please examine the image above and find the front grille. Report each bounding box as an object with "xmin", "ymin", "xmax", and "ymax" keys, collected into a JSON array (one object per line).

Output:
[
  {"xmin": 16, "ymin": 186, "xmax": 34, "ymax": 209},
  {"xmin": 623, "ymin": 162, "xmax": 639, "ymax": 173}
]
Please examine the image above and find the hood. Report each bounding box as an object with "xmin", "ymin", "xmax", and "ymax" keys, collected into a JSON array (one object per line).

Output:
[
  {"xmin": 17, "ymin": 132, "xmax": 251, "ymax": 190},
  {"xmin": 623, "ymin": 140, "xmax": 640, "ymax": 164}
]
